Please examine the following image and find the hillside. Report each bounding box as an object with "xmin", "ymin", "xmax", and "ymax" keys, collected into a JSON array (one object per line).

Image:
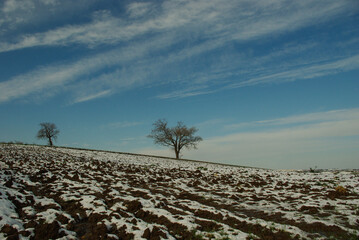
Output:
[{"xmin": 0, "ymin": 144, "xmax": 358, "ymax": 239}]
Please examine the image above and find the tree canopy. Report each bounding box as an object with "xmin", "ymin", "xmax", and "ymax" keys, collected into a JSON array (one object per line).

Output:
[
  {"xmin": 37, "ymin": 122, "xmax": 59, "ymax": 146},
  {"xmin": 148, "ymin": 119, "xmax": 202, "ymax": 159}
]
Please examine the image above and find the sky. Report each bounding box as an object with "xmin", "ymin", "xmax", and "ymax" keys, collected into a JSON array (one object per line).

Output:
[{"xmin": 0, "ymin": 0, "xmax": 359, "ymax": 169}]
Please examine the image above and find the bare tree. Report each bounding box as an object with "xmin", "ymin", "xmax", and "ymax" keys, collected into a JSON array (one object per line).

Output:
[
  {"xmin": 148, "ymin": 119, "xmax": 202, "ymax": 159},
  {"xmin": 37, "ymin": 122, "xmax": 59, "ymax": 146}
]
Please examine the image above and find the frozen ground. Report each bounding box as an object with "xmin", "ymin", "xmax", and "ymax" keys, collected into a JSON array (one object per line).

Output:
[{"xmin": 0, "ymin": 144, "xmax": 358, "ymax": 239}]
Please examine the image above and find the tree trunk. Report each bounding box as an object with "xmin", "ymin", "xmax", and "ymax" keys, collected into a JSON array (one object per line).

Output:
[
  {"xmin": 175, "ymin": 149, "xmax": 180, "ymax": 159},
  {"xmin": 48, "ymin": 137, "xmax": 53, "ymax": 146}
]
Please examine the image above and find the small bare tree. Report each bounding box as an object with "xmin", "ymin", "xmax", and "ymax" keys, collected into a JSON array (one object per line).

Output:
[
  {"xmin": 148, "ymin": 119, "xmax": 202, "ymax": 159},
  {"xmin": 37, "ymin": 122, "xmax": 59, "ymax": 146}
]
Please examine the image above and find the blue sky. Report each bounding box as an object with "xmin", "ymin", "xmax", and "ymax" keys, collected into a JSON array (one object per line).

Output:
[{"xmin": 1, "ymin": 0, "xmax": 358, "ymax": 169}]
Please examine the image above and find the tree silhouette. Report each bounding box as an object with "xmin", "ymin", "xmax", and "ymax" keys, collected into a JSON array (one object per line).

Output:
[
  {"xmin": 37, "ymin": 122, "xmax": 59, "ymax": 146},
  {"xmin": 148, "ymin": 119, "xmax": 202, "ymax": 159}
]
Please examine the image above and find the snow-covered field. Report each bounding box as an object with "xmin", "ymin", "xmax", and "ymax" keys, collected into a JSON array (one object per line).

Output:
[{"xmin": 0, "ymin": 144, "xmax": 358, "ymax": 239}]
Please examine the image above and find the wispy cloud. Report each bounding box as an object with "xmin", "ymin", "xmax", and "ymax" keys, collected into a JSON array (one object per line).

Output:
[
  {"xmin": 0, "ymin": 32, "xmax": 177, "ymax": 103},
  {"xmin": 185, "ymin": 108, "xmax": 359, "ymax": 169},
  {"xmin": 0, "ymin": 11, "xmax": 121, "ymax": 52},
  {"xmin": 0, "ymin": 0, "xmax": 97, "ymax": 35},
  {"xmin": 156, "ymin": 85, "xmax": 215, "ymax": 99},
  {"xmin": 0, "ymin": 0, "xmax": 358, "ymax": 104},
  {"xmin": 1, "ymin": 0, "xmax": 224, "ymax": 52},
  {"xmin": 127, "ymin": 2, "xmax": 155, "ymax": 18},
  {"xmin": 196, "ymin": 119, "xmax": 229, "ymax": 128},
  {"xmin": 226, "ymin": 108, "xmax": 359, "ymax": 130},
  {"xmin": 1, "ymin": 1, "xmax": 355, "ymax": 52},
  {"xmin": 0, "ymin": 60, "xmax": 87, "ymax": 103},
  {"xmin": 225, "ymin": 54, "xmax": 359, "ymax": 89},
  {"xmin": 2, "ymin": 42, "xmax": 358, "ymax": 104},
  {"xmin": 105, "ymin": 121, "xmax": 144, "ymax": 129},
  {"xmin": 0, "ymin": 49, "xmax": 115, "ymax": 103},
  {"xmin": 154, "ymin": 53, "xmax": 359, "ymax": 99},
  {"xmin": 72, "ymin": 90, "xmax": 112, "ymax": 104}
]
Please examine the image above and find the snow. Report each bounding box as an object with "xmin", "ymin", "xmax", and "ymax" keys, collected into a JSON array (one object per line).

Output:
[
  {"xmin": 0, "ymin": 189, "xmax": 23, "ymax": 230},
  {"xmin": 1, "ymin": 144, "xmax": 358, "ymax": 239}
]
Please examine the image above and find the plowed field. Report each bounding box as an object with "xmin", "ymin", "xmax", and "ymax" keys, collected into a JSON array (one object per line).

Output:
[{"xmin": 1, "ymin": 144, "xmax": 358, "ymax": 239}]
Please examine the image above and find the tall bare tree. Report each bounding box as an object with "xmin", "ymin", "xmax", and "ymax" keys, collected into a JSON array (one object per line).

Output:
[
  {"xmin": 148, "ymin": 119, "xmax": 202, "ymax": 159},
  {"xmin": 37, "ymin": 122, "xmax": 59, "ymax": 146}
]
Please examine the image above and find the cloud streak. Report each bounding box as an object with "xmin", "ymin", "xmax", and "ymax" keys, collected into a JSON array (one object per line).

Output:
[
  {"xmin": 227, "ymin": 55, "xmax": 359, "ymax": 89},
  {"xmin": 1, "ymin": 1, "xmax": 355, "ymax": 52},
  {"xmin": 72, "ymin": 90, "xmax": 112, "ymax": 104},
  {"xmin": 105, "ymin": 121, "xmax": 144, "ymax": 129},
  {"xmin": 0, "ymin": 32, "xmax": 178, "ymax": 103},
  {"xmin": 185, "ymin": 108, "xmax": 359, "ymax": 169},
  {"xmin": 157, "ymin": 53, "xmax": 359, "ymax": 99},
  {"xmin": 0, "ymin": 50, "xmax": 115, "ymax": 103},
  {"xmin": 226, "ymin": 108, "xmax": 359, "ymax": 130},
  {"xmin": 0, "ymin": 0, "xmax": 358, "ymax": 104},
  {"xmin": 0, "ymin": 0, "xmax": 98, "ymax": 35}
]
